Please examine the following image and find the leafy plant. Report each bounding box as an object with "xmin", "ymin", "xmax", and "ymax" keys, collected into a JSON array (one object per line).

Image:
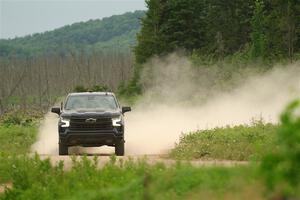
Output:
[
  {"xmin": 74, "ymin": 85, "xmax": 87, "ymax": 92},
  {"xmin": 170, "ymin": 120, "xmax": 278, "ymax": 161},
  {"xmin": 74, "ymin": 85, "xmax": 110, "ymax": 93},
  {"xmin": 0, "ymin": 112, "xmax": 35, "ymax": 126},
  {"xmin": 0, "ymin": 124, "xmax": 37, "ymax": 155},
  {"xmin": 261, "ymin": 100, "xmax": 300, "ymax": 198}
]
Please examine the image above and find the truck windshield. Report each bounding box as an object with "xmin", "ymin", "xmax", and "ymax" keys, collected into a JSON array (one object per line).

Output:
[{"xmin": 65, "ymin": 95, "xmax": 118, "ymax": 111}]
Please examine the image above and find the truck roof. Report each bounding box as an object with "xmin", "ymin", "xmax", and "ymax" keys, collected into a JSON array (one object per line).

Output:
[{"xmin": 68, "ymin": 92, "xmax": 115, "ymax": 96}]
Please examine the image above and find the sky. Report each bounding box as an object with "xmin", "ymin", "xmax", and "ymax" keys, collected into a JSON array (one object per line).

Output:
[{"xmin": 0, "ymin": 0, "xmax": 146, "ymax": 39}]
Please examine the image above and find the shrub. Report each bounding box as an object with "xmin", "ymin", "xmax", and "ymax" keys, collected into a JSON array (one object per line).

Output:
[
  {"xmin": 170, "ymin": 120, "xmax": 278, "ymax": 161},
  {"xmin": 74, "ymin": 85, "xmax": 110, "ymax": 93},
  {"xmin": 74, "ymin": 85, "xmax": 87, "ymax": 92},
  {"xmin": 261, "ymin": 100, "xmax": 300, "ymax": 198},
  {"xmin": 90, "ymin": 85, "xmax": 109, "ymax": 92},
  {"xmin": 0, "ymin": 112, "xmax": 35, "ymax": 126}
]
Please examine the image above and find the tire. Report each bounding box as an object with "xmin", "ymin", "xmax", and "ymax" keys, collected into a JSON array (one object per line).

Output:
[
  {"xmin": 115, "ymin": 142, "xmax": 125, "ymax": 156},
  {"xmin": 59, "ymin": 143, "xmax": 68, "ymax": 155}
]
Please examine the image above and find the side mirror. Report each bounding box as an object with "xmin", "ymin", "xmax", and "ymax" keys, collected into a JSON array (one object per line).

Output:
[
  {"xmin": 122, "ymin": 106, "xmax": 131, "ymax": 114},
  {"xmin": 51, "ymin": 107, "xmax": 61, "ymax": 115}
]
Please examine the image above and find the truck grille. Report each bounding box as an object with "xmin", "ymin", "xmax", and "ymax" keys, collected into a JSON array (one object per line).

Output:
[{"xmin": 69, "ymin": 117, "xmax": 113, "ymax": 131}]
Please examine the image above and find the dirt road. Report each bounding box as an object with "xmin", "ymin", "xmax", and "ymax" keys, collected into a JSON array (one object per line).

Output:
[{"xmin": 38, "ymin": 154, "xmax": 248, "ymax": 170}]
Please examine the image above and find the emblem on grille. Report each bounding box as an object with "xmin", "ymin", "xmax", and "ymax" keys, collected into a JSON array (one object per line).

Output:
[{"xmin": 85, "ymin": 118, "xmax": 97, "ymax": 123}]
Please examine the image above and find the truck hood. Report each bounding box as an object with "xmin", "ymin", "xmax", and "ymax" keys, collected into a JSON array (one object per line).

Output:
[{"xmin": 61, "ymin": 109, "xmax": 121, "ymax": 118}]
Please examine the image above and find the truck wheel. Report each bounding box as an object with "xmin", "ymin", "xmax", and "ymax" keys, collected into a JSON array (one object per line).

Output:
[
  {"xmin": 59, "ymin": 143, "xmax": 68, "ymax": 155},
  {"xmin": 115, "ymin": 142, "xmax": 124, "ymax": 156}
]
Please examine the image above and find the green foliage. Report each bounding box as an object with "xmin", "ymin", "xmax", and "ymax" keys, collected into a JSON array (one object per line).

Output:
[
  {"xmin": 267, "ymin": 0, "xmax": 299, "ymax": 60},
  {"xmin": 0, "ymin": 11, "xmax": 145, "ymax": 58},
  {"xmin": 0, "ymin": 155, "xmax": 259, "ymax": 200},
  {"xmin": 90, "ymin": 85, "xmax": 110, "ymax": 92},
  {"xmin": 74, "ymin": 85, "xmax": 87, "ymax": 92},
  {"xmin": 0, "ymin": 111, "xmax": 40, "ymax": 126},
  {"xmin": 170, "ymin": 120, "xmax": 278, "ymax": 161},
  {"xmin": 135, "ymin": 0, "xmax": 300, "ymax": 64},
  {"xmin": 162, "ymin": 0, "xmax": 206, "ymax": 51},
  {"xmin": 261, "ymin": 100, "xmax": 300, "ymax": 198},
  {"xmin": 73, "ymin": 85, "xmax": 110, "ymax": 93},
  {"xmin": 0, "ymin": 124, "xmax": 37, "ymax": 155},
  {"xmin": 117, "ymin": 64, "xmax": 142, "ymax": 104},
  {"xmin": 134, "ymin": 0, "xmax": 167, "ymax": 64},
  {"xmin": 250, "ymin": 0, "xmax": 267, "ymax": 59},
  {"xmin": 135, "ymin": 0, "xmax": 256, "ymax": 64}
]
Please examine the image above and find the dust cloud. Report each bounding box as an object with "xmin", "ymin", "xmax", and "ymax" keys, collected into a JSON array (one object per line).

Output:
[
  {"xmin": 126, "ymin": 55, "xmax": 300, "ymax": 155},
  {"xmin": 32, "ymin": 54, "xmax": 300, "ymax": 155},
  {"xmin": 31, "ymin": 112, "xmax": 59, "ymax": 155}
]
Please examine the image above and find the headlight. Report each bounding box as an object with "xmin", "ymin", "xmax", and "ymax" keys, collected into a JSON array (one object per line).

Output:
[
  {"xmin": 60, "ymin": 117, "xmax": 70, "ymax": 128},
  {"xmin": 112, "ymin": 116, "xmax": 122, "ymax": 127}
]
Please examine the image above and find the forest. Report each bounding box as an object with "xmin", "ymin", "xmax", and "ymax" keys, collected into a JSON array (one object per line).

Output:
[{"xmin": 135, "ymin": 0, "xmax": 300, "ymax": 64}]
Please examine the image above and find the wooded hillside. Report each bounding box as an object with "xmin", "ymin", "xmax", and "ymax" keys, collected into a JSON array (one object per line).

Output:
[{"xmin": 0, "ymin": 11, "xmax": 144, "ymax": 58}]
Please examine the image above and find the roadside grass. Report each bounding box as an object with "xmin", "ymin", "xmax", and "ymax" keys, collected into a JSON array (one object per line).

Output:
[
  {"xmin": 0, "ymin": 124, "xmax": 37, "ymax": 155},
  {"xmin": 0, "ymin": 118, "xmax": 38, "ymax": 184},
  {"xmin": 170, "ymin": 120, "xmax": 278, "ymax": 161},
  {"xmin": 0, "ymin": 155, "xmax": 263, "ymax": 200}
]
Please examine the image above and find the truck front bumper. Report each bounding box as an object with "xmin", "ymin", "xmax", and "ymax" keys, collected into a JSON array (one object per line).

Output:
[{"xmin": 59, "ymin": 128, "xmax": 124, "ymax": 147}]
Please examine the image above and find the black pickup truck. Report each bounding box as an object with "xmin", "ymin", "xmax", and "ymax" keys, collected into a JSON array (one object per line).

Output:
[{"xmin": 51, "ymin": 92, "xmax": 131, "ymax": 156}]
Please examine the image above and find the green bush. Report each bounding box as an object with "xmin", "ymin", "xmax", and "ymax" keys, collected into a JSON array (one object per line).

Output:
[
  {"xmin": 117, "ymin": 66, "xmax": 142, "ymax": 105},
  {"xmin": 2, "ymin": 116, "xmax": 33, "ymax": 127},
  {"xmin": 90, "ymin": 85, "xmax": 109, "ymax": 92},
  {"xmin": 74, "ymin": 85, "xmax": 87, "ymax": 92},
  {"xmin": 0, "ymin": 110, "xmax": 42, "ymax": 126},
  {"xmin": 0, "ymin": 124, "xmax": 37, "ymax": 155},
  {"xmin": 170, "ymin": 120, "xmax": 278, "ymax": 161},
  {"xmin": 74, "ymin": 85, "xmax": 110, "ymax": 93},
  {"xmin": 261, "ymin": 100, "xmax": 300, "ymax": 198}
]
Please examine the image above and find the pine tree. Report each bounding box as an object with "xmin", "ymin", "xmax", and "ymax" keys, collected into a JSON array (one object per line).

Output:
[
  {"xmin": 134, "ymin": 0, "xmax": 167, "ymax": 64},
  {"xmin": 250, "ymin": 0, "xmax": 267, "ymax": 59}
]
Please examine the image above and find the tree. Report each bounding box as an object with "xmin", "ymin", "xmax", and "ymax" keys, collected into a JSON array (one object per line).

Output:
[
  {"xmin": 263, "ymin": 0, "xmax": 300, "ymax": 61},
  {"xmin": 135, "ymin": 0, "xmax": 167, "ymax": 64},
  {"xmin": 250, "ymin": 0, "xmax": 267, "ymax": 59},
  {"xmin": 134, "ymin": 0, "xmax": 256, "ymax": 62},
  {"xmin": 261, "ymin": 100, "xmax": 300, "ymax": 198},
  {"xmin": 161, "ymin": 0, "xmax": 206, "ymax": 51}
]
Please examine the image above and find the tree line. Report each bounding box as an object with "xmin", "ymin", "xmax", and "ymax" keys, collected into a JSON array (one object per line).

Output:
[{"xmin": 135, "ymin": 0, "xmax": 300, "ymax": 64}]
